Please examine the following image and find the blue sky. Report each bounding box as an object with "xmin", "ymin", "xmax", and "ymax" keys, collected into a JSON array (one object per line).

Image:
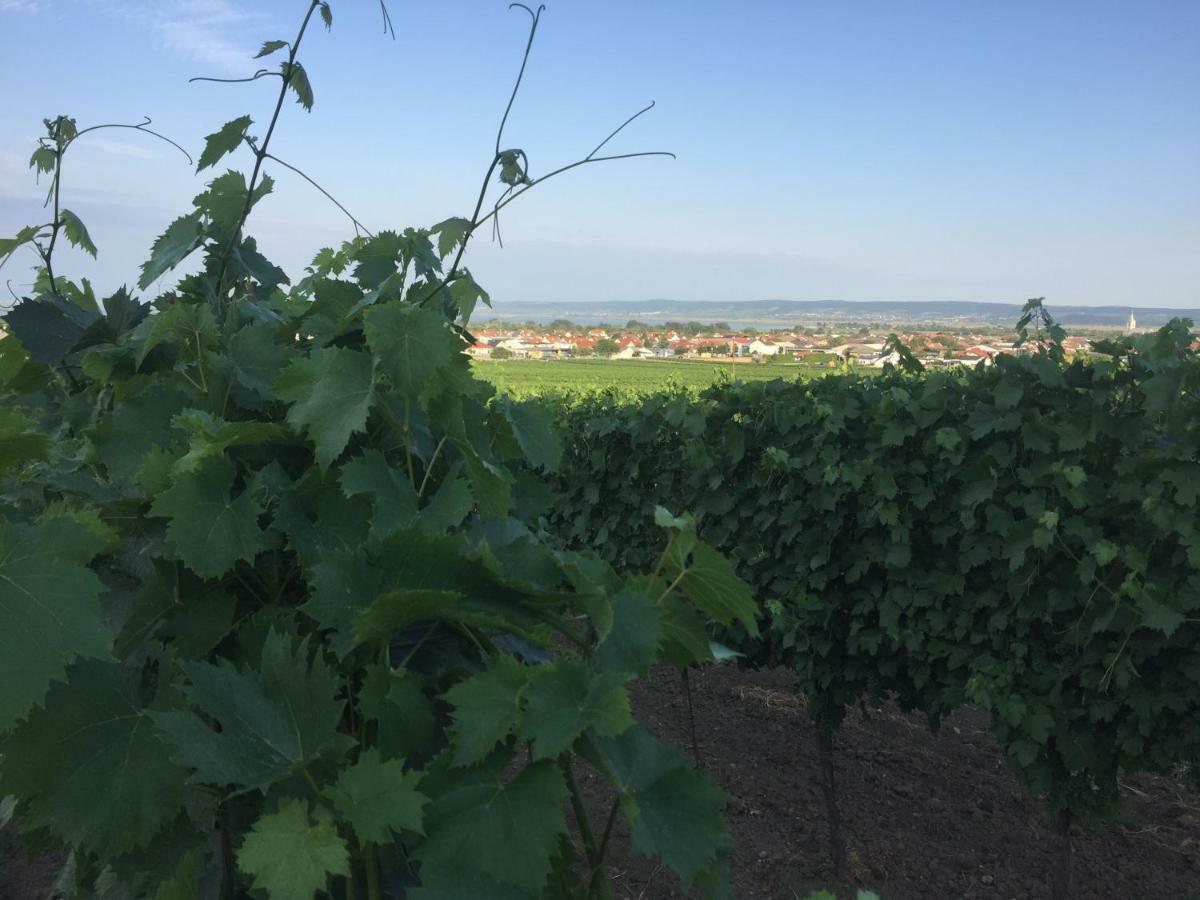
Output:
[{"xmin": 1, "ymin": 0, "xmax": 1197, "ymax": 307}]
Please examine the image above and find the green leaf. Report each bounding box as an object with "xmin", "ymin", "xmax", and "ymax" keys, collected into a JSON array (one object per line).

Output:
[
  {"xmin": 325, "ymin": 748, "xmax": 428, "ymax": 843},
  {"xmin": 1141, "ymin": 598, "xmax": 1184, "ymax": 637},
  {"xmin": 421, "ymin": 473, "xmax": 474, "ymax": 533},
  {"xmin": 254, "ymin": 40, "xmax": 288, "ymax": 58},
  {"xmin": 597, "ymin": 589, "xmax": 663, "ymax": 676},
  {"xmin": 90, "ymin": 382, "xmax": 190, "ymax": 482},
  {"xmin": 364, "ymin": 302, "xmax": 464, "ymax": 405},
  {"xmin": 148, "ymin": 456, "xmax": 266, "ymax": 579},
  {"xmin": 233, "ymin": 235, "xmax": 289, "ymax": 288},
  {"xmin": 171, "ymin": 409, "xmax": 289, "ymax": 474},
  {"xmin": 229, "ymin": 322, "xmax": 296, "ymax": 394},
  {"xmin": 448, "ymin": 269, "xmax": 491, "ymax": 321},
  {"xmin": 154, "ymin": 631, "xmax": 344, "ymax": 791},
  {"xmin": 360, "ymin": 665, "xmax": 437, "ymax": 763},
  {"xmin": 28, "ymin": 146, "xmax": 56, "ymax": 175},
  {"xmin": 274, "ymin": 347, "xmax": 375, "ymax": 468},
  {"xmin": 0, "ymin": 224, "xmax": 42, "ymax": 268},
  {"xmin": 0, "ymin": 661, "xmax": 187, "ymax": 856},
  {"xmin": 351, "ymin": 231, "xmax": 403, "ymax": 288},
  {"xmin": 353, "ymin": 589, "xmax": 464, "ymax": 647},
  {"xmin": 4, "ymin": 293, "xmax": 99, "ymax": 364},
  {"xmin": 431, "ymin": 217, "xmax": 471, "ymax": 258},
  {"xmin": 594, "ymin": 725, "xmax": 730, "ymax": 888},
  {"xmin": 0, "ymin": 407, "xmax": 50, "ymax": 475},
  {"xmin": 444, "ymin": 655, "xmax": 531, "ymax": 766},
  {"xmin": 283, "ymin": 61, "xmax": 314, "ymax": 111},
  {"xmin": 416, "ymin": 760, "xmax": 567, "ymax": 895},
  {"xmin": 497, "ymin": 149, "xmax": 529, "ymax": 186},
  {"xmin": 300, "ymin": 549, "xmax": 380, "ymax": 657},
  {"xmin": 0, "ymin": 519, "xmax": 110, "ymax": 731},
  {"xmin": 1090, "ymin": 540, "xmax": 1120, "ymax": 567},
  {"xmin": 499, "ymin": 396, "xmax": 562, "ymax": 471},
  {"xmin": 195, "ymin": 169, "xmax": 251, "ymax": 238},
  {"xmin": 58, "ymin": 209, "xmax": 96, "ymax": 257},
  {"xmin": 139, "ymin": 212, "xmax": 204, "ymax": 289},
  {"xmin": 340, "ymin": 448, "xmax": 418, "ymax": 538},
  {"xmin": 197, "ymin": 115, "xmax": 251, "ymax": 172},
  {"xmin": 518, "ymin": 663, "xmax": 632, "ymax": 759},
  {"xmin": 237, "ymin": 799, "xmax": 349, "ymax": 899},
  {"xmin": 132, "ymin": 298, "xmax": 218, "ymax": 367},
  {"xmin": 678, "ymin": 541, "xmax": 759, "ymax": 636}
]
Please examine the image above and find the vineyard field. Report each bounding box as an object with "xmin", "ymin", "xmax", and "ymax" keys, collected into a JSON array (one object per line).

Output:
[{"xmin": 473, "ymin": 356, "xmax": 829, "ymax": 396}]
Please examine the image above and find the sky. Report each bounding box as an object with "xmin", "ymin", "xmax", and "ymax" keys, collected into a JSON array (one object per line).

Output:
[{"xmin": 1, "ymin": 0, "xmax": 1197, "ymax": 308}]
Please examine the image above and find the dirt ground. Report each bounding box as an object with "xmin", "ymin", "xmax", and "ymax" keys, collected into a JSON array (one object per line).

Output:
[
  {"xmin": 3, "ymin": 662, "xmax": 1197, "ymax": 900},
  {"xmin": 581, "ymin": 663, "xmax": 1200, "ymax": 900}
]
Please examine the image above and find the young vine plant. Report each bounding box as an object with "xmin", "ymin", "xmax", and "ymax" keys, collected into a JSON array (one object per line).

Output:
[{"xmin": 0, "ymin": 3, "xmax": 754, "ymax": 898}]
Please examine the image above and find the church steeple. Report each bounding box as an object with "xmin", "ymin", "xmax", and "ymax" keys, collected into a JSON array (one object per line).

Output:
[{"xmin": 1126, "ymin": 310, "xmax": 1137, "ymax": 333}]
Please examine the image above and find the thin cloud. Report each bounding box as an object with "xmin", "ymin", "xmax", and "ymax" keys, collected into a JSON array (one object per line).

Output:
[
  {"xmin": 80, "ymin": 138, "xmax": 159, "ymax": 160},
  {"xmin": 0, "ymin": 1, "xmax": 46, "ymax": 12},
  {"xmin": 92, "ymin": 0, "xmax": 268, "ymax": 74}
]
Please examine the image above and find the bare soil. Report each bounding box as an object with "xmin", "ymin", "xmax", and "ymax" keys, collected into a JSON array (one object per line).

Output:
[{"xmin": 579, "ymin": 663, "xmax": 1200, "ymax": 900}]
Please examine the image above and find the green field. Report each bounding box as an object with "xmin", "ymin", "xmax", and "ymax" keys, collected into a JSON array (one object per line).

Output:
[{"xmin": 473, "ymin": 357, "xmax": 829, "ymax": 396}]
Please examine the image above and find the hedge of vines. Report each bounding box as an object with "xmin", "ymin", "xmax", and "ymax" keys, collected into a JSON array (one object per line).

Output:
[{"xmin": 542, "ymin": 316, "xmax": 1200, "ymax": 827}]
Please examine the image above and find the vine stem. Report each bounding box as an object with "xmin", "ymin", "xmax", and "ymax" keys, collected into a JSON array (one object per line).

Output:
[
  {"xmin": 562, "ymin": 758, "xmax": 614, "ymax": 900},
  {"xmin": 1052, "ymin": 808, "xmax": 1074, "ymax": 900},
  {"xmin": 417, "ymin": 436, "xmax": 447, "ymax": 498},
  {"xmin": 214, "ymin": 0, "xmax": 322, "ymax": 303},
  {"xmin": 682, "ymin": 667, "xmax": 702, "ymax": 769},
  {"xmin": 363, "ymin": 842, "xmax": 382, "ymax": 900},
  {"xmin": 816, "ymin": 719, "xmax": 847, "ymax": 881},
  {"xmin": 43, "ymin": 136, "xmax": 64, "ymax": 293}
]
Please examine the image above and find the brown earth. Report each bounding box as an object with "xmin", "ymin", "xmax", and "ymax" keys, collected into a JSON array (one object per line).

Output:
[
  {"xmin": 579, "ymin": 663, "xmax": 1200, "ymax": 900},
  {"xmin": 4, "ymin": 662, "xmax": 1197, "ymax": 899}
]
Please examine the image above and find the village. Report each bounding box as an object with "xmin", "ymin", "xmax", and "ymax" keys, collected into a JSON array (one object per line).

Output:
[{"xmin": 465, "ymin": 318, "xmax": 1123, "ymax": 368}]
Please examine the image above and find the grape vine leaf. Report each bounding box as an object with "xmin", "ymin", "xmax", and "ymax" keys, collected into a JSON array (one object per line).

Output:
[
  {"xmin": 518, "ymin": 662, "xmax": 632, "ymax": 759},
  {"xmin": 0, "ymin": 519, "xmax": 111, "ymax": 730},
  {"xmin": 448, "ymin": 269, "xmax": 491, "ymax": 321},
  {"xmin": 415, "ymin": 760, "xmax": 567, "ymax": 895},
  {"xmin": 228, "ymin": 322, "xmax": 297, "ymax": 394},
  {"xmin": 197, "ymin": 116, "xmax": 252, "ymax": 172},
  {"xmin": 139, "ymin": 212, "xmax": 204, "ymax": 289},
  {"xmin": 444, "ymin": 654, "xmax": 531, "ymax": 766},
  {"xmin": 325, "ymin": 748, "xmax": 428, "ymax": 843},
  {"xmin": 148, "ymin": 456, "xmax": 266, "ymax": 579},
  {"xmin": 283, "ymin": 61, "xmax": 314, "ymax": 111},
  {"xmin": 593, "ymin": 725, "xmax": 731, "ymax": 887},
  {"xmin": 0, "ymin": 408, "xmax": 50, "ymax": 475},
  {"xmin": 363, "ymin": 302, "xmax": 464, "ymax": 405},
  {"xmin": 678, "ymin": 541, "xmax": 759, "ymax": 636},
  {"xmin": 430, "ymin": 217, "xmax": 471, "ymax": 258},
  {"xmin": 597, "ymin": 589, "xmax": 663, "ymax": 676},
  {"xmin": 3, "ymin": 293, "xmax": 99, "ymax": 364},
  {"xmin": 254, "ymin": 40, "xmax": 288, "ymax": 59},
  {"xmin": 58, "ymin": 209, "xmax": 97, "ymax": 257},
  {"xmin": 237, "ymin": 799, "xmax": 349, "ymax": 899},
  {"xmin": 498, "ymin": 396, "xmax": 562, "ymax": 471},
  {"xmin": 300, "ymin": 549, "xmax": 380, "ymax": 657},
  {"xmin": 153, "ymin": 631, "xmax": 344, "ymax": 791},
  {"xmin": 0, "ymin": 660, "xmax": 187, "ymax": 856},
  {"xmin": 274, "ymin": 347, "xmax": 374, "ymax": 468},
  {"xmin": 352, "ymin": 589, "xmax": 464, "ymax": 647},
  {"xmin": 0, "ymin": 224, "xmax": 41, "ymax": 267},
  {"xmin": 340, "ymin": 448, "xmax": 418, "ymax": 538}
]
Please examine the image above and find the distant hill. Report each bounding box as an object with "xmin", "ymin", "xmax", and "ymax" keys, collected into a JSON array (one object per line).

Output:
[{"xmin": 487, "ymin": 299, "xmax": 1199, "ymax": 329}]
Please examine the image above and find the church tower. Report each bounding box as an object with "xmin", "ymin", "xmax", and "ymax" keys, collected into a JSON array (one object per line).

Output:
[{"xmin": 1126, "ymin": 310, "xmax": 1137, "ymax": 333}]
